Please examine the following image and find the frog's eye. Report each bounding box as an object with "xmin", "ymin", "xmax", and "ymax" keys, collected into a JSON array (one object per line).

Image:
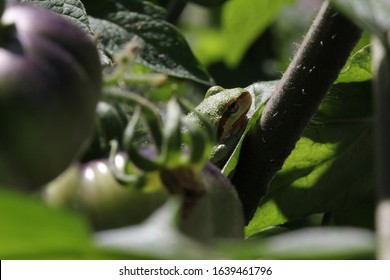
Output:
[{"xmin": 227, "ymin": 101, "xmax": 239, "ymax": 115}]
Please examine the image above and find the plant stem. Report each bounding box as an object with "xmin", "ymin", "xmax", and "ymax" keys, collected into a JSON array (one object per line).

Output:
[
  {"xmin": 372, "ymin": 37, "xmax": 390, "ymax": 259},
  {"xmin": 232, "ymin": 0, "xmax": 362, "ymax": 223}
]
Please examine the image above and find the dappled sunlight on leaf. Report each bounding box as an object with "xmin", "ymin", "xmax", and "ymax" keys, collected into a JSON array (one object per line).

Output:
[{"xmin": 247, "ymin": 83, "xmax": 374, "ymax": 234}]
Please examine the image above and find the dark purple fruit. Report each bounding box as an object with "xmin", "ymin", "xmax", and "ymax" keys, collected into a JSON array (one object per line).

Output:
[{"xmin": 0, "ymin": 4, "xmax": 102, "ymax": 190}]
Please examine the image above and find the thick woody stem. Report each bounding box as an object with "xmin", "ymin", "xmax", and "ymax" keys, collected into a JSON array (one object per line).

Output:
[{"xmin": 232, "ymin": 1, "xmax": 362, "ymax": 222}]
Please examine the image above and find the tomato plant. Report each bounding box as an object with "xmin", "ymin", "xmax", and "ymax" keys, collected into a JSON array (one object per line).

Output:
[{"xmin": 1, "ymin": 0, "xmax": 389, "ymax": 261}]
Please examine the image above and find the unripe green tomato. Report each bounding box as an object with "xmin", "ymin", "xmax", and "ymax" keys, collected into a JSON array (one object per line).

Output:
[
  {"xmin": 44, "ymin": 152, "xmax": 244, "ymax": 240},
  {"xmin": 43, "ymin": 153, "xmax": 169, "ymax": 230},
  {"xmin": 178, "ymin": 163, "xmax": 244, "ymax": 242},
  {"xmin": 0, "ymin": 4, "xmax": 102, "ymax": 190}
]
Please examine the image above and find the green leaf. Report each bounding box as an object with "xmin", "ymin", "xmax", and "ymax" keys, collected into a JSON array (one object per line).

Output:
[
  {"xmin": 11, "ymin": 0, "xmax": 111, "ymax": 64},
  {"xmin": 89, "ymin": 17, "xmax": 131, "ymax": 57},
  {"xmin": 246, "ymin": 83, "xmax": 375, "ymax": 234},
  {"xmin": 82, "ymin": 0, "xmax": 166, "ymax": 20},
  {"xmin": 245, "ymin": 226, "xmax": 289, "ymax": 240},
  {"xmin": 12, "ymin": 0, "xmax": 93, "ymax": 34},
  {"xmin": 180, "ymin": 27, "xmax": 226, "ymax": 67},
  {"xmin": 332, "ymin": 0, "xmax": 390, "ymax": 41},
  {"xmin": 221, "ymin": 0, "xmax": 295, "ymax": 67},
  {"xmin": 86, "ymin": 1, "xmax": 214, "ymax": 85},
  {"xmin": 0, "ymin": 188, "xmax": 92, "ymax": 259},
  {"xmin": 336, "ymin": 32, "xmax": 372, "ymax": 83}
]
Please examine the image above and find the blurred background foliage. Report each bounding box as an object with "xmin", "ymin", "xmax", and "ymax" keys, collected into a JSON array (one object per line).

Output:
[{"xmin": 178, "ymin": 0, "xmax": 322, "ymax": 87}]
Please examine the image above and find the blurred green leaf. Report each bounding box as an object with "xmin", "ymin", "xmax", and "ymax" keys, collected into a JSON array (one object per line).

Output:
[
  {"xmin": 336, "ymin": 32, "xmax": 372, "ymax": 83},
  {"xmin": 94, "ymin": 198, "xmax": 218, "ymax": 259},
  {"xmin": 271, "ymin": 0, "xmax": 322, "ymax": 71},
  {"xmin": 246, "ymin": 83, "xmax": 375, "ymax": 234},
  {"xmin": 0, "ymin": 188, "xmax": 92, "ymax": 259},
  {"xmin": 247, "ymin": 227, "xmax": 374, "ymax": 259},
  {"xmin": 183, "ymin": 27, "xmax": 226, "ymax": 67},
  {"xmin": 221, "ymin": 0, "xmax": 295, "ymax": 67},
  {"xmin": 245, "ymin": 226, "xmax": 289, "ymax": 240},
  {"xmin": 258, "ymin": 227, "xmax": 375, "ymax": 259},
  {"xmin": 332, "ymin": 0, "xmax": 390, "ymax": 42},
  {"xmin": 219, "ymin": 227, "xmax": 374, "ymax": 259}
]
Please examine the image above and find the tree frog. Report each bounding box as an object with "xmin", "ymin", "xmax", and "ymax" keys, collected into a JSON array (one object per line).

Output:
[{"xmin": 187, "ymin": 86, "xmax": 252, "ymax": 167}]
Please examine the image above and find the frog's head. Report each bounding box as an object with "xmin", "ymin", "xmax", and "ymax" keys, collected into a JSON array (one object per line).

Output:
[
  {"xmin": 196, "ymin": 86, "xmax": 252, "ymax": 141},
  {"xmin": 185, "ymin": 86, "xmax": 252, "ymax": 167}
]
